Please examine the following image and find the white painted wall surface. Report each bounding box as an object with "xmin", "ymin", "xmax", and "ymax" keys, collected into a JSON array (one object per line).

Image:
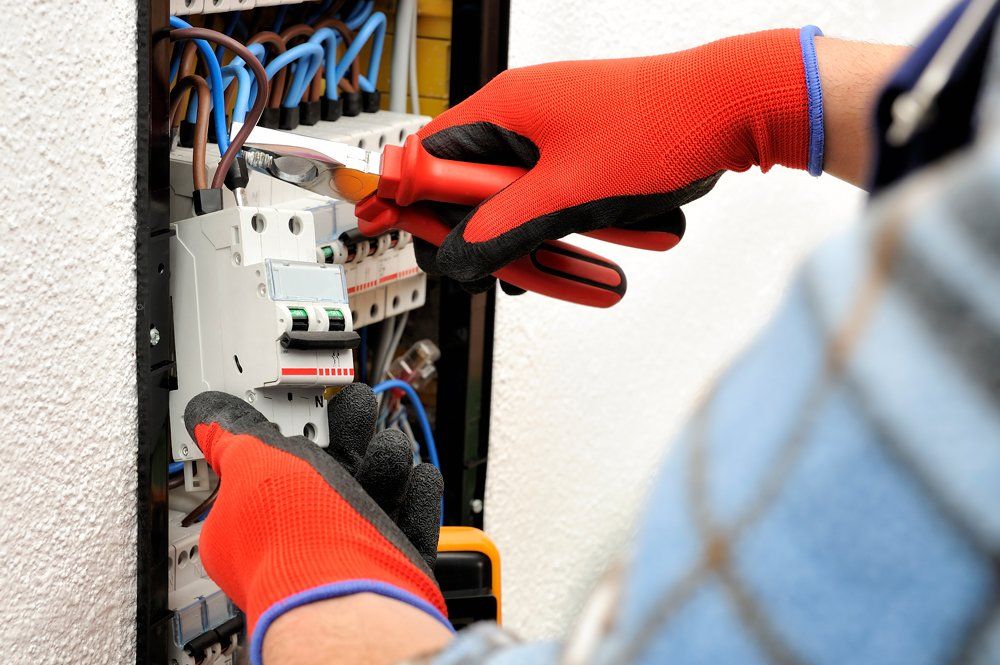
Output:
[
  {"xmin": 0, "ymin": 2, "xmax": 138, "ymax": 663},
  {"xmin": 489, "ymin": 0, "xmax": 951, "ymax": 641}
]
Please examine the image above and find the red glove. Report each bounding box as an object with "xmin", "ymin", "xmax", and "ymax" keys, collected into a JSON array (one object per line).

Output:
[
  {"xmin": 184, "ymin": 385, "xmax": 449, "ymax": 664},
  {"xmin": 416, "ymin": 28, "xmax": 824, "ymax": 283}
]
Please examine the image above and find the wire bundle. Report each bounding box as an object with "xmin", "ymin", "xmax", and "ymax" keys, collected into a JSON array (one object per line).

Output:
[{"xmin": 168, "ymin": 1, "xmax": 394, "ymax": 190}]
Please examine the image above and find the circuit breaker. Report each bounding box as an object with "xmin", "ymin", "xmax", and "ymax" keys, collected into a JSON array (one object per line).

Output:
[{"xmin": 170, "ymin": 205, "xmax": 357, "ymax": 460}]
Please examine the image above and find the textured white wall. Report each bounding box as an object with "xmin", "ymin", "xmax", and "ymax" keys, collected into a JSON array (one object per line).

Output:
[
  {"xmin": 0, "ymin": 2, "xmax": 138, "ymax": 663},
  {"xmin": 489, "ymin": 0, "xmax": 951, "ymax": 641}
]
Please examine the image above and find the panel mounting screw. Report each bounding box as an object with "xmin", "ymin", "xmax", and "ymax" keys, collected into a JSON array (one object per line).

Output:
[
  {"xmin": 180, "ymin": 445, "xmax": 189, "ymax": 457},
  {"xmin": 149, "ymin": 327, "xmax": 161, "ymax": 346},
  {"xmin": 470, "ymin": 499, "xmax": 483, "ymax": 514}
]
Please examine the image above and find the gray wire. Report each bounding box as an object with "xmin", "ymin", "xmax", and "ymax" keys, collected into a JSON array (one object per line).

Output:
[
  {"xmin": 408, "ymin": 6, "xmax": 420, "ymax": 115},
  {"xmin": 371, "ymin": 315, "xmax": 396, "ymax": 389},
  {"xmin": 375, "ymin": 312, "xmax": 409, "ymax": 413},
  {"xmin": 389, "ymin": 0, "xmax": 415, "ymax": 112}
]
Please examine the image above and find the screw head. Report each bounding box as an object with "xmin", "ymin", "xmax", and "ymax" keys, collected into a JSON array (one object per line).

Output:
[
  {"xmin": 245, "ymin": 390, "xmax": 255, "ymax": 403},
  {"xmin": 470, "ymin": 499, "xmax": 484, "ymax": 514},
  {"xmin": 180, "ymin": 445, "xmax": 189, "ymax": 457},
  {"xmin": 149, "ymin": 327, "xmax": 160, "ymax": 346}
]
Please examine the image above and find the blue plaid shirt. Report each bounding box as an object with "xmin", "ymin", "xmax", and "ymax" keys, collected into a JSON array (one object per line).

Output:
[{"xmin": 431, "ymin": 13, "xmax": 1000, "ymax": 665}]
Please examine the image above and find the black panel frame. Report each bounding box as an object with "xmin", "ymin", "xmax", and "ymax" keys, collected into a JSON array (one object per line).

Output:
[
  {"xmin": 435, "ymin": 0, "xmax": 510, "ymax": 528},
  {"xmin": 136, "ymin": 1, "xmax": 173, "ymax": 664}
]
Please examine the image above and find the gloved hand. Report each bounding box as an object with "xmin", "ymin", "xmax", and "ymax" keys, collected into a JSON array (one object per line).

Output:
[
  {"xmin": 184, "ymin": 384, "xmax": 449, "ymax": 663},
  {"xmin": 415, "ymin": 27, "xmax": 824, "ymax": 284}
]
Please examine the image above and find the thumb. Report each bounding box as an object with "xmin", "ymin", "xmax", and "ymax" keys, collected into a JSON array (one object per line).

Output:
[
  {"xmin": 435, "ymin": 165, "xmax": 570, "ymax": 282},
  {"xmin": 183, "ymin": 391, "xmax": 269, "ymax": 471}
]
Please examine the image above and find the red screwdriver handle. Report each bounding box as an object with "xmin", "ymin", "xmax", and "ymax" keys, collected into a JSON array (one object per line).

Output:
[
  {"xmin": 356, "ymin": 195, "xmax": 626, "ymax": 308},
  {"xmin": 378, "ymin": 136, "xmax": 680, "ymax": 252}
]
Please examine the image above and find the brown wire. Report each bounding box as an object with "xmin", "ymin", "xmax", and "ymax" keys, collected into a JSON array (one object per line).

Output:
[
  {"xmin": 180, "ymin": 481, "xmax": 219, "ymax": 527},
  {"xmin": 170, "ymin": 27, "xmax": 270, "ymax": 190},
  {"xmin": 276, "ymin": 24, "xmax": 318, "ymax": 106},
  {"xmin": 172, "ymin": 43, "xmax": 201, "ymax": 128},
  {"xmin": 247, "ymin": 31, "xmax": 289, "ymax": 109},
  {"xmin": 280, "ymin": 23, "xmax": 315, "ymax": 44},
  {"xmin": 310, "ymin": 18, "xmax": 360, "ymax": 101},
  {"xmin": 170, "ymin": 75, "xmax": 211, "ymax": 191}
]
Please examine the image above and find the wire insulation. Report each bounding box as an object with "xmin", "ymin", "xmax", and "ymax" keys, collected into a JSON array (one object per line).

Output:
[
  {"xmin": 171, "ymin": 27, "xmax": 269, "ymax": 189},
  {"xmin": 169, "ymin": 17, "xmax": 231, "ymax": 152},
  {"xmin": 170, "ymin": 75, "xmax": 211, "ymax": 190}
]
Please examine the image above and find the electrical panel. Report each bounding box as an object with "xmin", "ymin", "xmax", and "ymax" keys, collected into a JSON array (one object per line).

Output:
[
  {"xmin": 154, "ymin": 1, "xmax": 499, "ymax": 660},
  {"xmin": 166, "ymin": 18, "xmax": 434, "ymax": 665}
]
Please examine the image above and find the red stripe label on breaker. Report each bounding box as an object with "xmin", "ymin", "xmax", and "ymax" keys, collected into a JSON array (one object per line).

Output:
[
  {"xmin": 282, "ymin": 367, "xmax": 318, "ymax": 376},
  {"xmin": 348, "ymin": 278, "xmax": 379, "ymax": 294},
  {"xmin": 283, "ymin": 367, "xmax": 356, "ymax": 377},
  {"xmin": 314, "ymin": 367, "xmax": 357, "ymax": 377},
  {"xmin": 379, "ymin": 267, "xmax": 421, "ymax": 284}
]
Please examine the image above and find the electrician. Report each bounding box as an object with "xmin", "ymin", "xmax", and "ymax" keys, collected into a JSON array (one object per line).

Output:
[{"xmin": 185, "ymin": 12, "xmax": 1000, "ymax": 665}]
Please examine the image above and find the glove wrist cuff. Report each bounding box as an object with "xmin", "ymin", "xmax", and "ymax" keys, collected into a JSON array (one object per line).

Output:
[
  {"xmin": 799, "ymin": 25, "xmax": 826, "ymax": 176},
  {"xmin": 249, "ymin": 580, "xmax": 453, "ymax": 665},
  {"xmin": 713, "ymin": 28, "xmax": 824, "ymax": 174}
]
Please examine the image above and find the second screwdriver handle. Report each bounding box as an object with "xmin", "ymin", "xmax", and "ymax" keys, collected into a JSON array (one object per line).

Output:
[{"xmin": 378, "ymin": 134, "xmax": 526, "ymax": 206}]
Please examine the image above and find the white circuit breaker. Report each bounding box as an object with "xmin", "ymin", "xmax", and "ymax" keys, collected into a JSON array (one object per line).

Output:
[
  {"xmin": 169, "ymin": 111, "xmax": 432, "ymax": 330},
  {"xmin": 170, "ymin": 205, "xmax": 358, "ymax": 469}
]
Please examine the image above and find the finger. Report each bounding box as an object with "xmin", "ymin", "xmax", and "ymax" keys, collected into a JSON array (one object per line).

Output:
[
  {"xmin": 587, "ymin": 208, "xmax": 686, "ymax": 251},
  {"xmin": 436, "ymin": 169, "xmax": 720, "ymax": 282},
  {"xmin": 184, "ymin": 391, "xmax": 270, "ymax": 469},
  {"xmin": 326, "ymin": 383, "xmax": 377, "ymax": 475},
  {"xmin": 356, "ymin": 429, "xmax": 413, "ymax": 518},
  {"xmin": 459, "ymin": 275, "xmax": 497, "ymax": 295},
  {"xmin": 419, "ymin": 120, "xmax": 539, "ymax": 169},
  {"xmin": 413, "ymin": 237, "xmax": 441, "ymax": 276},
  {"xmin": 499, "ymin": 280, "xmax": 526, "ymax": 296},
  {"xmin": 434, "ymin": 165, "xmax": 563, "ymax": 282},
  {"xmin": 397, "ymin": 463, "xmax": 444, "ymax": 569}
]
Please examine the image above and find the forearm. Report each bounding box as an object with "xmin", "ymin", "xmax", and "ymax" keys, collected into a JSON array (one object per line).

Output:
[
  {"xmin": 814, "ymin": 37, "xmax": 910, "ymax": 188},
  {"xmin": 262, "ymin": 594, "xmax": 454, "ymax": 664}
]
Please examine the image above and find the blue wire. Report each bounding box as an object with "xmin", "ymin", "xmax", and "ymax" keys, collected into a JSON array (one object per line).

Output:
[
  {"xmin": 278, "ymin": 43, "xmax": 325, "ymax": 107},
  {"xmin": 215, "ymin": 11, "xmax": 243, "ymax": 61},
  {"xmin": 332, "ymin": 12, "xmax": 386, "ymax": 95},
  {"xmin": 221, "ymin": 44, "xmax": 265, "ymax": 122},
  {"xmin": 345, "ymin": 0, "xmax": 374, "ymax": 29},
  {"xmin": 372, "ymin": 380, "xmax": 440, "ymax": 471},
  {"xmin": 170, "ymin": 49, "xmax": 181, "ymax": 85},
  {"xmin": 273, "ymin": 5, "xmax": 289, "ymax": 33},
  {"xmin": 306, "ymin": 0, "xmax": 334, "ymax": 22},
  {"xmin": 169, "ymin": 461, "xmax": 185, "ymax": 476},
  {"xmin": 222, "ymin": 63, "xmax": 252, "ymax": 123},
  {"xmin": 290, "ymin": 27, "xmax": 340, "ymax": 102},
  {"xmin": 246, "ymin": 43, "xmax": 323, "ymax": 109},
  {"xmin": 170, "ymin": 16, "xmax": 230, "ymax": 153}
]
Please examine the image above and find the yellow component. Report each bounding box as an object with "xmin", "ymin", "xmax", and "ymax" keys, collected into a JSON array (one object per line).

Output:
[
  {"xmin": 438, "ymin": 526, "xmax": 502, "ymax": 624},
  {"xmin": 378, "ymin": 94, "xmax": 447, "ymax": 117},
  {"xmin": 376, "ymin": 0, "xmax": 451, "ymax": 38},
  {"xmin": 417, "ymin": 0, "xmax": 452, "ymax": 39},
  {"xmin": 376, "ymin": 35, "xmax": 451, "ymax": 100}
]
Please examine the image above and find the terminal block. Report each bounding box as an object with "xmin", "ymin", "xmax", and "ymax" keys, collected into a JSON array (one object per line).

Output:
[
  {"xmin": 170, "ymin": 206, "xmax": 358, "ymax": 466},
  {"xmin": 168, "ymin": 511, "xmax": 244, "ymax": 665}
]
